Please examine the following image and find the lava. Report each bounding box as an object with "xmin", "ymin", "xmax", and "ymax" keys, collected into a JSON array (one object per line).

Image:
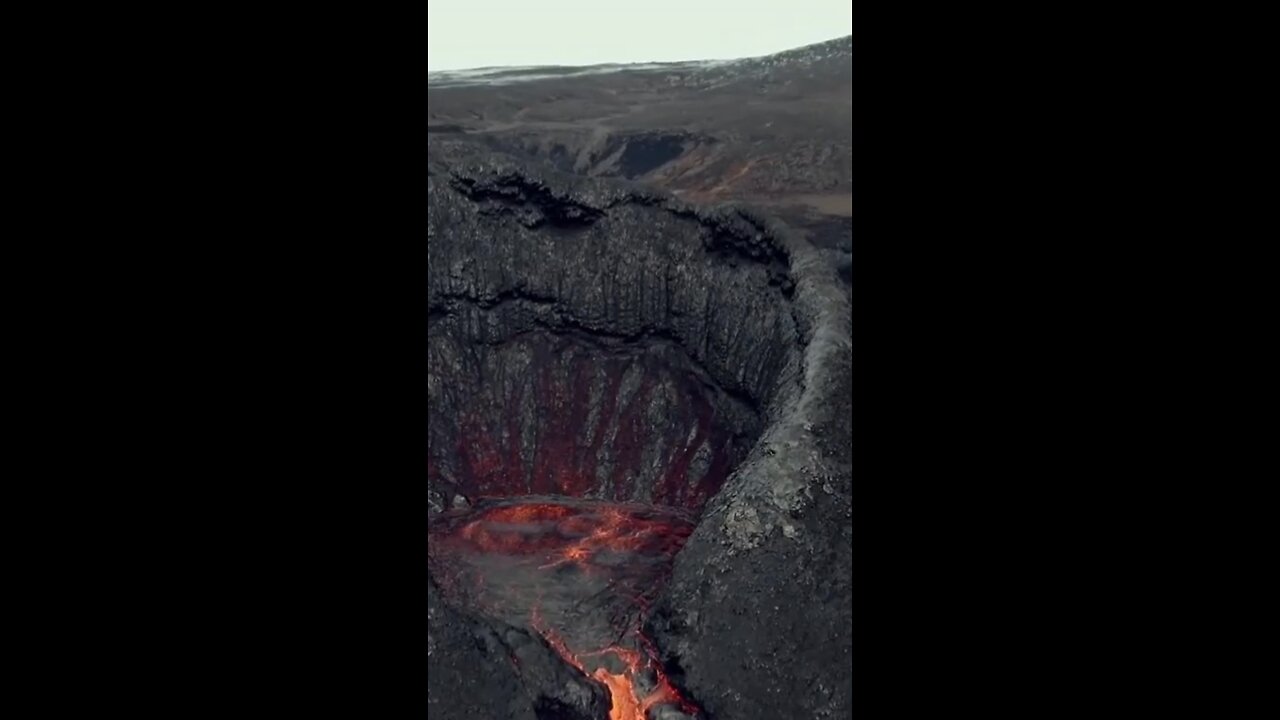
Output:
[
  {"xmin": 428, "ymin": 496, "xmax": 699, "ymax": 719},
  {"xmin": 536, "ymin": 631, "xmax": 693, "ymax": 720}
]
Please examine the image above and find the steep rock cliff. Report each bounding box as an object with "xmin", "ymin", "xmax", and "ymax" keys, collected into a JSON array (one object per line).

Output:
[{"xmin": 427, "ymin": 137, "xmax": 851, "ymax": 720}]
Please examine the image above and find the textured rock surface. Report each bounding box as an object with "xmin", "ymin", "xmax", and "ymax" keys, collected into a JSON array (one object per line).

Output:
[
  {"xmin": 426, "ymin": 36, "xmax": 851, "ymax": 200},
  {"xmin": 428, "ymin": 35, "xmax": 852, "ymax": 291},
  {"xmin": 428, "ymin": 138, "xmax": 801, "ymax": 514},
  {"xmin": 646, "ymin": 260, "xmax": 853, "ymax": 719},
  {"xmin": 427, "ymin": 574, "xmax": 535, "ymax": 720},
  {"xmin": 427, "ymin": 136, "xmax": 851, "ymax": 719},
  {"xmin": 429, "ymin": 574, "xmax": 609, "ymax": 720}
]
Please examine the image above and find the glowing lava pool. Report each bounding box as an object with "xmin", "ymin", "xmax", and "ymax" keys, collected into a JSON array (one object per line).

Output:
[{"xmin": 428, "ymin": 496, "xmax": 701, "ymax": 719}]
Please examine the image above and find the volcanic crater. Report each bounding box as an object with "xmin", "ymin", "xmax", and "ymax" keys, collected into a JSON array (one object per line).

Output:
[{"xmin": 428, "ymin": 135, "xmax": 850, "ymax": 720}]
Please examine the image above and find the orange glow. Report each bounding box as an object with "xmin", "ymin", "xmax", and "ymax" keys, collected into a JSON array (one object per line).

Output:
[
  {"xmin": 585, "ymin": 648, "xmax": 684, "ymax": 720},
  {"xmin": 594, "ymin": 669, "xmax": 644, "ymax": 720},
  {"xmin": 532, "ymin": 637, "xmax": 684, "ymax": 720},
  {"xmin": 429, "ymin": 497, "xmax": 699, "ymax": 718}
]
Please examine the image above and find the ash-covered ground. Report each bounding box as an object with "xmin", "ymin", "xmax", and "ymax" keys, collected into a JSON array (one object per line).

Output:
[
  {"xmin": 429, "ymin": 35, "xmax": 852, "ymax": 291},
  {"xmin": 428, "ymin": 36, "xmax": 851, "ymax": 720}
]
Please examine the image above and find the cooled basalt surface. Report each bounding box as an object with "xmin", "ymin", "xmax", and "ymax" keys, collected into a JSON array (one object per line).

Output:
[{"xmin": 427, "ymin": 138, "xmax": 852, "ymax": 720}]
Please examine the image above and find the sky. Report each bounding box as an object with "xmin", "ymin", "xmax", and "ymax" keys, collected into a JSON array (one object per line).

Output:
[{"xmin": 427, "ymin": 0, "xmax": 853, "ymax": 71}]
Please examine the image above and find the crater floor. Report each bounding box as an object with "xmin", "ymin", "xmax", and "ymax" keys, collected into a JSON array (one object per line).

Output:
[{"xmin": 429, "ymin": 497, "xmax": 699, "ymax": 720}]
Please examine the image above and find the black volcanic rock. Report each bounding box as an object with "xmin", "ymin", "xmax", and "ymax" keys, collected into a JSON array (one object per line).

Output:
[
  {"xmin": 429, "ymin": 574, "xmax": 609, "ymax": 720},
  {"xmin": 428, "ymin": 139, "xmax": 800, "ymax": 511},
  {"xmin": 427, "ymin": 139, "xmax": 851, "ymax": 719},
  {"xmin": 428, "ymin": 574, "xmax": 536, "ymax": 720}
]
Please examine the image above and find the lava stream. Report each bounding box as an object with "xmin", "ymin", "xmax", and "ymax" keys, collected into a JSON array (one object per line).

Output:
[{"xmin": 428, "ymin": 496, "xmax": 699, "ymax": 719}]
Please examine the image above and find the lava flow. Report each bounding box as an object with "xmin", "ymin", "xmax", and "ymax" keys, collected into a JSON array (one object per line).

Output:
[{"xmin": 428, "ymin": 496, "xmax": 699, "ymax": 719}]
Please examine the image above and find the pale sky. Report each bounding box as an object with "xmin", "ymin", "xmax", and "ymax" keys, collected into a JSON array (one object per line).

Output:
[{"xmin": 427, "ymin": 0, "xmax": 853, "ymax": 71}]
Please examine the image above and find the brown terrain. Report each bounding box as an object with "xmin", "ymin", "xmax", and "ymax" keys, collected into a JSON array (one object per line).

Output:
[{"xmin": 428, "ymin": 35, "xmax": 852, "ymax": 285}]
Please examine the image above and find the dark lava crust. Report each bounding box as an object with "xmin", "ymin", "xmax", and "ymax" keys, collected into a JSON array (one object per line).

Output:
[{"xmin": 427, "ymin": 137, "xmax": 852, "ymax": 720}]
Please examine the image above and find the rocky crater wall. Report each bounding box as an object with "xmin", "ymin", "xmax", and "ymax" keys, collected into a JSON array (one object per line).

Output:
[
  {"xmin": 428, "ymin": 141, "xmax": 804, "ymax": 514},
  {"xmin": 427, "ymin": 138, "xmax": 852, "ymax": 720}
]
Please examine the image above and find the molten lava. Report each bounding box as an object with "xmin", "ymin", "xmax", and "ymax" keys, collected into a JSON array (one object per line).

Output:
[{"xmin": 428, "ymin": 497, "xmax": 699, "ymax": 719}]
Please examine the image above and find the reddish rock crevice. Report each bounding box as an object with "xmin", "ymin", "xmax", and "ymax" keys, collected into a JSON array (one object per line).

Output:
[{"xmin": 430, "ymin": 332, "xmax": 757, "ymax": 515}]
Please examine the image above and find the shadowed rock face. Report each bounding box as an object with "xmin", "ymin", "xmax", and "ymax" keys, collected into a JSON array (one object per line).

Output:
[
  {"xmin": 428, "ymin": 334, "xmax": 759, "ymax": 513},
  {"xmin": 428, "ymin": 142, "xmax": 800, "ymax": 515},
  {"xmin": 427, "ymin": 137, "xmax": 851, "ymax": 720}
]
